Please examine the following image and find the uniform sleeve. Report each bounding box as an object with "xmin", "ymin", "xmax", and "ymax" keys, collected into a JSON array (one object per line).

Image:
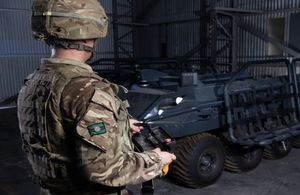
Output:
[
  {"xmin": 61, "ymin": 77, "xmax": 97, "ymax": 121},
  {"xmin": 72, "ymin": 86, "xmax": 163, "ymax": 187}
]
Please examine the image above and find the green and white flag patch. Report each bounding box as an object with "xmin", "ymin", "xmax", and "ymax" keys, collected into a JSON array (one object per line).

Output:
[{"xmin": 87, "ymin": 122, "xmax": 107, "ymax": 136}]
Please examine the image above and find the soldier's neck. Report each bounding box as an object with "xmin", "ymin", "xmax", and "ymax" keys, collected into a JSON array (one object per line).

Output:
[{"xmin": 51, "ymin": 48, "xmax": 91, "ymax": 63}]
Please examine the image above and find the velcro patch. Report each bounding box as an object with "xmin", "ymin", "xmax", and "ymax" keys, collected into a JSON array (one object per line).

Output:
[{"xmin": 87, "ymin": 122, "xmax": 107, "ymax": 136}]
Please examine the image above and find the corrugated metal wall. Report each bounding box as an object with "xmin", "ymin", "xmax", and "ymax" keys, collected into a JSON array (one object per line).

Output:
[
  {"xmin": 135, "ymin": 0, "xmax": 201, "ymax": 58},
  {"xmin": 0, "ymin": 0, "xmax": 47, "ymax": 101},
  {"xmin": 1, "ymin": 0, "xmax": 300, "ymax": 101},
  {"xmin": 215, "ymin": 0, "xmax": 300, "ymax": 64},
  {"xmin": 0, "ymin": 0, "xmax": 115, "ymax": 102},
  {"xmin": 135, "ymin": 0, "xmax": 300, "ymax": 64},
  {"xmin": 96, "ymin": 0, "xmax": 114, "ymax": 58}
]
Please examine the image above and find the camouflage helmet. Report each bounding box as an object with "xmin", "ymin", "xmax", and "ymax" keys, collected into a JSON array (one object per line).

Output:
[{"xmin": 31, "ymin": 0, "xmax": 108, "ymax": 41}]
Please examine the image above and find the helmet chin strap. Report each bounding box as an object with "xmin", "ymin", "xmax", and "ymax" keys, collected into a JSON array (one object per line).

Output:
[
  {"xmin": 46, "ymin": 38, "xmax": 96, "ymax": 61},
  {"xmin": 87, "ymin": 40, "xmax": 97, "ymax": 62}
]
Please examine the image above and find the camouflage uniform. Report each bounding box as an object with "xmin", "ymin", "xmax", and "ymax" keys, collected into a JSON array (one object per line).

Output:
[{"xmin": 18, "ymin": 58, "xmax": 163, "ymax": 195}]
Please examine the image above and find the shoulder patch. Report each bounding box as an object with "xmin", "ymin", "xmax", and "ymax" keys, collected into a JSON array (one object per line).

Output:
[{"xmin": 87, "ymin": 122, "xmax": 107, "ymax": 136}]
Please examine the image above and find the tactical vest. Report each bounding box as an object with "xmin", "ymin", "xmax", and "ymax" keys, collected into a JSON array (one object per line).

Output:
[{"xmin": 18, "ymin": 62, "xmax": 131, "ymax": 193}]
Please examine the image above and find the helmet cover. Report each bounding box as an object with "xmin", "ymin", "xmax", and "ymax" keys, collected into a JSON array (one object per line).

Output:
[{"xmin": 31, "ymin": 0, "xmax": 108, "ymax": 41}]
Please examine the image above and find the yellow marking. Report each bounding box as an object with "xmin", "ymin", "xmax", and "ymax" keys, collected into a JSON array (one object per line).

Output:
[{"xmin": 162, "ymin": 165, "xmax": 169, "ymax": 176}]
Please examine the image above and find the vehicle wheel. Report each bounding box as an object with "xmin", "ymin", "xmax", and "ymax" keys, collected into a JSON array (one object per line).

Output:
[
  {"xmin": 169, "ymin": 133, "xmax": 225, "ymax": 188},
  {"xmin": 293, "ymin": 136, "xmax": 300, "ymax": 148},
  {"xmin": 263, "ymin": 138, "xmax": 293, "ymax": 160},
  {"xmin": 225, "ymin": 146, "xmax": 263, "ymax": 173}
]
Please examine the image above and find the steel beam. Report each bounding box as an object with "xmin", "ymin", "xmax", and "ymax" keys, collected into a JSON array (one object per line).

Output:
[
  {"xmin": 215, "ymin": 7, "xmax": 300, "ymax": 15},
  {"xmin": 136, "ymin": 0, "xmax": 160, "ymax": 21},
  {"xmin": 215, "ymin": 16, "xmax": 232, "ymax": 38},
  {"xmin": 214, "ymin": 7, "xmax": 264, "ymax": 14},
  {"xmin": 178, "ymin": 44, "xmax": 203, "ymax": 64},
  {"xmin": 238, "ymin": 20, "xmax": 300, "ymax": 57},
  {"xmin": 147, "ymin": 15, "xmax": 201, "ymax": 25},
  {"xmin": 210, "ymin": 0, "xmax": 218, "ymax": 67},
  {"xmin": 119, "ymin": 45, "xmax": 134, "ymax": 59},
  {"xmin": 112, "ymin": 0, "xmax": 120, "ymax": 75},
  {"xmin": 231, "ymin": 15, "xmax": 238, "ymax": 70},
  {"xmin": 114, "ymin": 22, "xmax": 148, "ymax": 27},
  {"xmin": 216, "ymin": 42, "xmax": 231, "ymax": 56},
  {"xmin": 200, "ymin": 0, "xmax": 208, "ymax": 58},
  {"xmin": 231, "ymin": 0, "xmax": 238, "ymax": 70}
]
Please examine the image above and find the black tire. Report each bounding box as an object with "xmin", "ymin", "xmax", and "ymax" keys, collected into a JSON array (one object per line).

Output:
[
  {"xmin": 293, "ymin": 136, "xmax": 300, "ymax": 148},
  {"xmin": 169, "ymin": 133, "xmax": 225, "ymax": 188},
  {"xmin": 225, "ymin": 146, "xmax": 263, "ymax": 173},
  {"xmin": 263, "ymin": 138, "xmax": 293, "ymax": 160}
]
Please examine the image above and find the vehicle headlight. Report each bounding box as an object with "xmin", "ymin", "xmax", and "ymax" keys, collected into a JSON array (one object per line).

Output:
[
  {"xmin": 158, "ymin": 109, "xmax": 164, "ymax": 116},
  {"xmin": 176, "ymin": 97, "xmax": 183, "ymax": 105}
]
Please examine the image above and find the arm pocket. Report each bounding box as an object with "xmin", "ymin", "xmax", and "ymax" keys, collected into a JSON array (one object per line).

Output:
[
  {"xmin": 91, "ymin": 90, "xmax": 121, "ymax": 119},
  {"xmin": 76, "ymin": 90, "xmax": 119, "ymax": 152}
]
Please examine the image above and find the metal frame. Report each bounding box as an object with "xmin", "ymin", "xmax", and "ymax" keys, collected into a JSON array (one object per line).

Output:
[
  {"xmin": 209, "ymin": 0, "xmax": 300, "ymax": 71},
  {"xmin": 94, "ymin": 0, "xmax": 208, "ymax": 79},
  {"xmin": 94, "ymin": 0, "xmax": 300, "ymax": 79},
  {"xmin": 112, "ymin": 0, "xmax": 136, "ymax": 78},
  {"xmin": 224, "ymin": 59, "xmax": 300, "ymax": 145},
  {"xmin": 291, "ymin": 58, "xmax": 300, "ymax": 116}
]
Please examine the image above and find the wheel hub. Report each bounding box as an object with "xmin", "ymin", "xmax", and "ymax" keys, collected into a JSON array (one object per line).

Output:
[
  {"xmin": 242, "ymin": 149, "xmax": 255, "ymax": 161},
  {"xmin": 198, "ymin": 151, "xmax": 217, "ymax": 175}
]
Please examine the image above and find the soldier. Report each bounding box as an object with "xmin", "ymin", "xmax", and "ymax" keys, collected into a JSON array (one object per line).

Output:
[{"xmin": 17, "ymin": 0, "xmax": 176, "ymax": 194}]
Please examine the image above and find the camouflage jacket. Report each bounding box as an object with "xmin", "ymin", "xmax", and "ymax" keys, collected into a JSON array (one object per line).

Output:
[{"xmin": 18, "ymin": 58, "xmax": 163, "ymax": 194}]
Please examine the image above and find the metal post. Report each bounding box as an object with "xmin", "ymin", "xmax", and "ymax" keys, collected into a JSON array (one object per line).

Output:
[
  {"xmin": 200, "ymin": 0, "xmax": 208, "ymax": 59},
  {"xmin": 210, "ymin": 0, "xmax": 217, "ymax": 67},
  {"xmin": 231, "ymin": 0, "xmax": 238, "ymax": 71},
  {"xmin": 131, "ymin": 0, "xmax": 136, "ymax": 60},
  {"xmin": 112, "ymin": 0, "xmax": 137, "ymax": 80},
  {"xmin": 112, "ymin": 0, "xmax": 120, "ymax": 78}
]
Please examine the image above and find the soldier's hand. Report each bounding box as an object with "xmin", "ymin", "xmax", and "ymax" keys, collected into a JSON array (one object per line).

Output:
[
  {"xmin": 129, "ymin": 119, "xmax": 144, "ymax": 134},
  {"xmin": 152, "ymin": 148, "xmax": 176, "ymax": 165}
]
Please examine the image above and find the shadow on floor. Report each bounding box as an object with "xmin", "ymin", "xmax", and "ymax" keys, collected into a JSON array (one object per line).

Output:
[{"xmin": 1, "ymin": 107, "xmax": 300, "ymax": 195}]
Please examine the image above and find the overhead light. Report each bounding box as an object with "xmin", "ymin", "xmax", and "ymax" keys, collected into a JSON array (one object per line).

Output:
[{"xmin": 176, "ymin": 97, "xmax": 183, "ymax": 105}]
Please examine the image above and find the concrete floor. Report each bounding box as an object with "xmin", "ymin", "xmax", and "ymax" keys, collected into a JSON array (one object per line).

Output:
[{"xmin": 1, "ymin": 107, "xmax": 300, "ymax": 195}]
